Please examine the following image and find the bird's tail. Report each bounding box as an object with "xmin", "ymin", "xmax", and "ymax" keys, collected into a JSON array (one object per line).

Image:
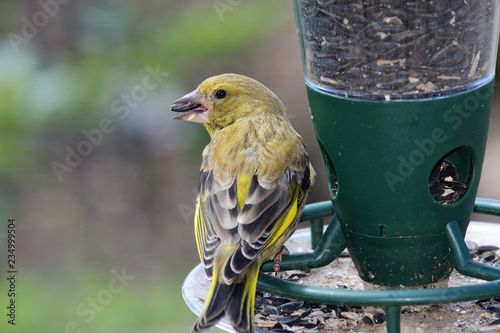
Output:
[{"xmin": 191, "ymin": 265, "xmax": 259, "ymax": 333}]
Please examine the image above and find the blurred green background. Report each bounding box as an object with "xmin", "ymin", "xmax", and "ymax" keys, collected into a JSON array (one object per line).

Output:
[{"xmin": 0, "ymin": 1, "xmax": 499, "ymax": 332}]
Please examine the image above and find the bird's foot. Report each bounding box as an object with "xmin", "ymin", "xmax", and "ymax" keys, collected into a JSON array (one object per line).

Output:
[{"xmin": 273, "ymin": 246, "xmax": 290, "ymax": 278}]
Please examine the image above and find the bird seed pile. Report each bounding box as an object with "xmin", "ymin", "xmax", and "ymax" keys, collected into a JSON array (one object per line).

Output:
[
  {"xmin": 298, "ymin": 0, "xmax": 496, "ymax": 99},
  {"xmin": 429, "ymin": 160, "xmax": 467, "ymax": 205}
]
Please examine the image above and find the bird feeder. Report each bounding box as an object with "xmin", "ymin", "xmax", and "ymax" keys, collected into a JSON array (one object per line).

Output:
[
  {"xmin": 183, "ymin": 1, "xmax": 500, "ymax": 332},
  {"xmin": 292, "ymin": 0, "xmax": 500, "ymax": 288}
]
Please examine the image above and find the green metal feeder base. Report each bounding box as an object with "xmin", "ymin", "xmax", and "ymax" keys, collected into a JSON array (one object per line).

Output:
[{"xmin": 255, "ymin": 198, "xmax": 500, "ymax": 333}]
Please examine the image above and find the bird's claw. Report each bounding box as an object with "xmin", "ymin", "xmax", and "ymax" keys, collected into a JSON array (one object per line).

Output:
[{"xmin": 273, "ymin": 246, "xmax": 290, "ymax": 278}]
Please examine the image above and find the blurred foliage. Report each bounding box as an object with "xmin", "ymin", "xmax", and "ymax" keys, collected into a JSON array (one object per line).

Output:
[
  {"xmin": 0, "ymin": 0, "xmax": 288, "ymax": 181},
  {"xmin": 139, "ymin": 2, "xmax": 285, "ymax": 71},
  {"xmin": 0, "ymin": 83, "xmax": 35, "ymax": 179}
]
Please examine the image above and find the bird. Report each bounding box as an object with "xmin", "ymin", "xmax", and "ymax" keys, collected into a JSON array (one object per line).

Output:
[{"xmin": 171, "ymin": 73, "xmax": 314, "ymax": 333}]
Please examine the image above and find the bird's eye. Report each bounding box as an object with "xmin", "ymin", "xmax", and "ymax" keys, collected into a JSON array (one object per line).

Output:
[{"xmin": 214, "ymin": 89, "xmax": 227, "ymax": 99}]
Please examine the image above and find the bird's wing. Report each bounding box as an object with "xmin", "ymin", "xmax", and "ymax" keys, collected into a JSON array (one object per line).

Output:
[
  {"xmin": 195, "ymin": 162, "xmax": 312, "ymax": 284},
  {"xmin": 195, "ymin": 170, "xmax": 238, "ymax": 278}
]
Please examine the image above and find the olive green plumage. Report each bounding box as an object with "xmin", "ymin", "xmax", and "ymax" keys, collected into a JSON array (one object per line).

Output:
[{"xmin": 171, "ymin": 74, "xmax": 314, "ymax": 333}]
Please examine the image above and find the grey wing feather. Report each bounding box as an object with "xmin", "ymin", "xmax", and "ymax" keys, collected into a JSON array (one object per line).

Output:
[{"xmin": 197, "ymin": 170, "xmax": 240, "ymax": 278}]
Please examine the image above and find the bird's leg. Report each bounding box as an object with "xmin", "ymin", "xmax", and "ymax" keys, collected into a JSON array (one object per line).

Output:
[{"xmin": 273, "ymin": 246, "xmax": 290, "ymax": 277}]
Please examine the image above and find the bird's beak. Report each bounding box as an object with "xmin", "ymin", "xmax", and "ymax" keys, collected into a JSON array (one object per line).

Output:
[{"xmin": 171, "ymin": 89, "xmax": 210, "ymax": 123}]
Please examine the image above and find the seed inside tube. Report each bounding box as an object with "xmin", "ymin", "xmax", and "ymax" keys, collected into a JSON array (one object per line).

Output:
[{"xmin": 298, "ymin": 0, "xmax": 494, "ymax": 99}]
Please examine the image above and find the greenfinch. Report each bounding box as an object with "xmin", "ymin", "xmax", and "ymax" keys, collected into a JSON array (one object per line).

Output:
[{"xmin": 171, "ymin": 74, "xmax": 314, "ymax": 333}]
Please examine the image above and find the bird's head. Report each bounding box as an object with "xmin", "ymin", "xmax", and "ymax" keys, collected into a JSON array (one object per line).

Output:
[{"xmin": 171, "ymin": 73, "xmax": 285, "ymax": 131}]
